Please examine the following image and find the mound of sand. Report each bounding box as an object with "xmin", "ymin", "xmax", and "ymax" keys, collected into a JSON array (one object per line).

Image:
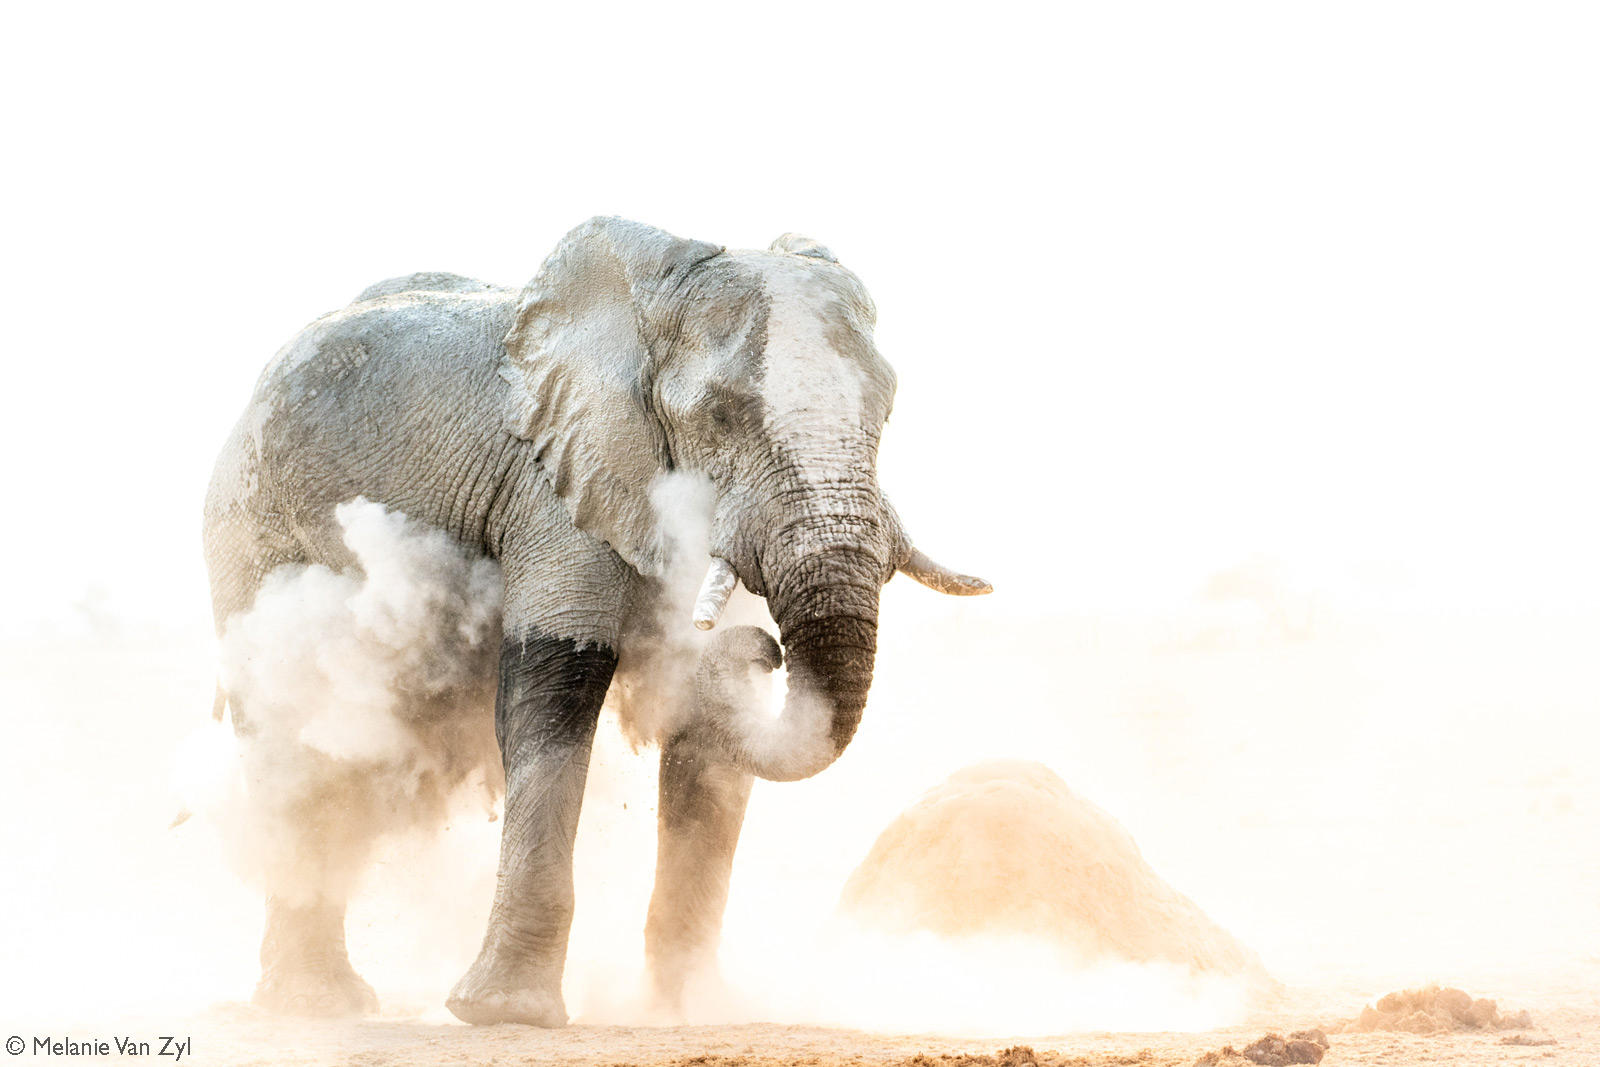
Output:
[
  {"xmin": 1194, "ymin": 1030, "xmax": 1328, "ymax": 1066},
  {"xmin": 839, "ymin": 761, "xmax": 1266, "ymax": 980},
  {"xmin": 1334, "ymin": 985, "xmax": 1533, "ymax": 1034}
]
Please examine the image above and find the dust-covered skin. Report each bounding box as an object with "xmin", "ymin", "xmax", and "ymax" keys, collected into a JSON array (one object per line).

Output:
[{"xmin": 202, "ymin": 218, "xmax": 990, "ymax": 1026}]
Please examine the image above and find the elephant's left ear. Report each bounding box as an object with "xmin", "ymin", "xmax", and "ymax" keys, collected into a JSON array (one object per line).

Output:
[{"xmin": 500, "ymin": 217, "xmax": 724, "ymax": 576}]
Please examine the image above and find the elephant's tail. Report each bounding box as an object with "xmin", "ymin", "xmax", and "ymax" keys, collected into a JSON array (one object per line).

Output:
[{"xmin": 169, "ymin": 679, "xmax": 229, "ymax": 830}]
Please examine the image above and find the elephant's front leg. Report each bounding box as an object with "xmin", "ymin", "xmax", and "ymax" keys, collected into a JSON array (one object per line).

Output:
[
  {"xmin": 644, "ymin": 723, "xmax": 754, "ymax": 1012},
  {"xmin": 446, "ymin": 633, "xmax": 617, "ymax": 1026}
]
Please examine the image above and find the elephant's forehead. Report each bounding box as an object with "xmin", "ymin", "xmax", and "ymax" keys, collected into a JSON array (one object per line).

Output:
[{"xmin": 756, "ymin": 265, "xmax": 867, "ymax": 424}]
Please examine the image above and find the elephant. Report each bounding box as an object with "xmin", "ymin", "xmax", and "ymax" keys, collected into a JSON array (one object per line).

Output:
[{"xmin": 201, "ymin": 216, "xmax": 990, "ymax": 1026}]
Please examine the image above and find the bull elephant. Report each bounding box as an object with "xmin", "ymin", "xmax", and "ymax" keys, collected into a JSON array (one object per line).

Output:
[{"xmin": 202, "ymin": 217, "xmax": 990, "ymax": 1026}]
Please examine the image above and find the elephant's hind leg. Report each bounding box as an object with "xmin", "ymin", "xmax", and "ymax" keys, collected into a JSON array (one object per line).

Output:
[
  {"xmin": 240, "ymin": 736, "xmax": 385, "ymax": 1018},
  {"xmin": 254, "ymin": 897, "xmax": 378, "ymax": 1017},
  {"xmin": 644, "ymin": 724, "xmax": 754, "ymax": 1013}
]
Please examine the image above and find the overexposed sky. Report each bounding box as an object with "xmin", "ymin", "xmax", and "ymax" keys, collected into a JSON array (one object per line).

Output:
[{"xmin": 2, "ymin": 2, "xmax": 1597, "ymax": 627}]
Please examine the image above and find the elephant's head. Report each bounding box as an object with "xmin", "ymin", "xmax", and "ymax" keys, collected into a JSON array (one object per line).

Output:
[{"xmin": 501, "ymin": 217, "xmax": 988, "ymax": 781}]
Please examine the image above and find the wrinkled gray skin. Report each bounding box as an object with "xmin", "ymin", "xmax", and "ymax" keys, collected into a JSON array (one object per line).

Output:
[{"xmin": 203, "ymin": 218, "xmax": 989, "ymax": 1025}]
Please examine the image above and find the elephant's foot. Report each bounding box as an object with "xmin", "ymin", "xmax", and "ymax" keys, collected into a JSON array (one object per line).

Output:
[
  {"xmin": 446, "ymin": 953, "xmax": 567, "ymax": 1026},
  {"xmin": 646, "ymin": 951, "xmax": 727, "ymax": 1020},
  {"xmin": 253, "ymin": 956, "xmax": 378, "ymax": 1017},
  {"xmin": 254, "ymin": 897, "xmax": 377, "ymax": 1018},
  {"xmin": 645, "ymin": 951, "xmax": 702, "ymax": 1018}
]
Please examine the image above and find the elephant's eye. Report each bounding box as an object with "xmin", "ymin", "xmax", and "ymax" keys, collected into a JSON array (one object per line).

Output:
[{"xmin": 700, "ymin": 382, "xmax": 760, "ymax": 437}]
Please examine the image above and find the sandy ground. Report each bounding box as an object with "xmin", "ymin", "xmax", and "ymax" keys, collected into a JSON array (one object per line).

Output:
[
  {"xmin": 22, "ymin": 998, "xmax": 1598, "ymax": 1067},
  {"xmin": 4, "ymin": 599, "xmax": 1598, "ymax": 1066}
]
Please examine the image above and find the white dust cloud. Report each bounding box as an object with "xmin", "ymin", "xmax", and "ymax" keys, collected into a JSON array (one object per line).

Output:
[
  {"xmin": 603, "ymin": 471, "xmax": 719, "ymax": 748},
  {"xmin": 716, "ymin": 926, "xmax": 1256, "ymax": 1036},
  {"xmin": 608, "ymin": 471, "xmax": 781, "ymax": 749},
  {"xmin": 1176, "ymin": 553, "xmax": 1317, "ymax": 649},
  {"xmin": 174, "ymin": 498, "xmax": 504, "ymax": 909}
]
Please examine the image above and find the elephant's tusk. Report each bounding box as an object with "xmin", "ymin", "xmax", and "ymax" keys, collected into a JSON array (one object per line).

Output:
[
  {"xmin": 898, "ymin": 548, "xmax": 993, "ymax": 596},
  {"xmin": 692, "ymin": 557, "xmax": 739, "ymax": 630}
]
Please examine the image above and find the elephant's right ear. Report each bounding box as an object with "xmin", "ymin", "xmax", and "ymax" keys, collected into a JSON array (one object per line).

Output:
[
  {"xmin": 770, "ymin": 233, "xmax": 838, "ymax": 262},
  {"xmin": 500, "ymin": 217, "xmax": 724, "ymax": 577}
]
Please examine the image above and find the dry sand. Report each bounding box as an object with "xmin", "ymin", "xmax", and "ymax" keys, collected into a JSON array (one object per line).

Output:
[
  {"xmin": 840, "ymin": 761, "xmax": 1266, "ymax": 983},
  {"xmin": 26, "ymin": 999, "xmax": 1598, "ymax": 1067},
  {"xmin": 4, "ymin": 596, "xmax": 1599, "ymax": 1066}
]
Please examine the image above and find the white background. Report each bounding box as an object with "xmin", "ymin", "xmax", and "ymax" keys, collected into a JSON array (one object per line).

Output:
[
  {"xmin": 3, "ymin": 2, "xmax": 1597, "ymax": 625},
  {"xmin": 1, "ymin": 0, "xmax": 1598, "ymax": 1036}
]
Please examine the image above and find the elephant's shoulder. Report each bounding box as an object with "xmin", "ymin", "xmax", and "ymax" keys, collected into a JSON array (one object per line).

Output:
[{"xmin": 351, "ymin": 272, "xmax": 512, "ymax": 303}]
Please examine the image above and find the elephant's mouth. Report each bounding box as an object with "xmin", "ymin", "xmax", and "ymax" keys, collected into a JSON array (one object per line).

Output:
[
  {"xmin": 687, "ymin": 549, "xmax": 880, "ymax": 783},
  {"xmin": 692, "ymin": 491, "xmax": 990, "ymax": 630},
  {"xmin": 686, "ymin": 514, "xmax": 987, "ymax": 782}
]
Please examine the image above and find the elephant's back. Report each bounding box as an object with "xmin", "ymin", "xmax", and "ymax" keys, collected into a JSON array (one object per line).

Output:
[
  {"xmin": 208, "ymin": 288, "xmax": 527, "ymax": 571},
  {"xmin": 351, "ymin": 272, "xmax": 511, "ymax": 304},
  {"xmin": 255, "ymin": 287, "xmax": 519, "ymax": 400}
]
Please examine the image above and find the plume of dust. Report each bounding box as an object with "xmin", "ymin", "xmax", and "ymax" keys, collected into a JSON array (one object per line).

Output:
[
  {"xmin": 715, "ymin": 924, "xmax": 1253, "ymax": 1035},
  {"xmin": 172, "ymin": 497, "xmax": 504, "ymax": 911},
  {"xmin": 608, "ymin": 471, "xmax": 734, "ymax": 749},
  {"xmin": 626, "ymin": 471, "xmax": 820, "ymax": 755}
]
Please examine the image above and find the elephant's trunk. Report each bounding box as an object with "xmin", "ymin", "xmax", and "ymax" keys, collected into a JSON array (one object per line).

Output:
[{"xmin": 694, "ymin": 546, "xmax": 882, "ymax": 783}]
